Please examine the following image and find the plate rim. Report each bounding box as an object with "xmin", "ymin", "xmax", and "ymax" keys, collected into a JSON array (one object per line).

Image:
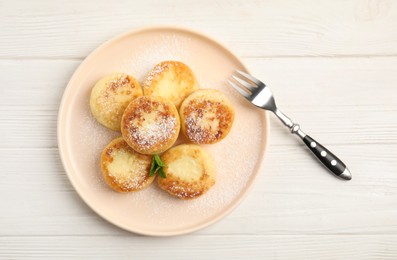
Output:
[{"xmin": 57, "ymin": 25, "xmax": 270, "ymax": 236}]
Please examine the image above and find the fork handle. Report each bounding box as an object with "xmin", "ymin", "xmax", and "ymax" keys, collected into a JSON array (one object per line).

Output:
[
  {"xmin": 274, "ymin": 110, "xmax": 351, "ymax": 180},
  {"xmin": 301, "ymin": 134, "xmax": 351, "ymax": 180},
  {"xmin": 287, "ymin": 121, "xmax": 351, "ymax": 180}
]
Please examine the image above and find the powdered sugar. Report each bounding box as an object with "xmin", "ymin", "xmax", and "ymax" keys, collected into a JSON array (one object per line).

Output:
[
  {"xmin": 128, "ymin": 116, "xmax": 177, "ymax": 149},
  {"xmin": 143, "ymin": 63, "xmax": 165, "ymax": 87}
]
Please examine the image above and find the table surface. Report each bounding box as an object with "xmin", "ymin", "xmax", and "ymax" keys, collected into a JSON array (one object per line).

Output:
[{"xmin": 1, "ymin": 0, "xmax": 397, "ymax": 259}]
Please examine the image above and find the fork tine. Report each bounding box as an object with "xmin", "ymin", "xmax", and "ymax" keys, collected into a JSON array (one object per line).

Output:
[
  {"xmin": 227, "ymin": 80, "xmax": 250, "ymax": 98},
  {"xmin": 232, "ymin": 75, "xmax": 257, "ymax": 92},
  {"xmin": 236, "ymin": 70, "xmax": 262, "ymax": 86}
]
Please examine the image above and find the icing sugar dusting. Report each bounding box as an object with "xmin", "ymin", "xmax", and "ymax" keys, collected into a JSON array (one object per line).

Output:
[
  {"xmin": 128, "ymin": 116, "xmax": 177, "ymax": 149},
  {"xmin": 143, "ymin": 62, "xmax": 165, "ymax": 87}
]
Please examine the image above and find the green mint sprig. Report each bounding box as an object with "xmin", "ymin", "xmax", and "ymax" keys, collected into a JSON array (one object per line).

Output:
[{"xmin": 149, "ymin": 154, "xmax": 166, "ymax": 178}]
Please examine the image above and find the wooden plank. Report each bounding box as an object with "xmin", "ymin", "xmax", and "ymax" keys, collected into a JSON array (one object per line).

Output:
[
  {"xmin": 1, "ymin": 235, "xmax": 397, "ymax": 259},
  {"xmin": 0, "ymin": 59, "xmax": 79, "ymax": 107},
  {"xmin": 1, "ymin": 0, "xmax": 397, "ymax": 58}
]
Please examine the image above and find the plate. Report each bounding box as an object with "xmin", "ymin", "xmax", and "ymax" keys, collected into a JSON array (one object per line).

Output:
[{"xmin": 58, "ymin": 26, "xmax": 269, "ymax": 236}]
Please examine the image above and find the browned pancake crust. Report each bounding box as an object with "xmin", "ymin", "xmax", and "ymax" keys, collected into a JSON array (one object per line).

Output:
[
  {"xmin": 180, "ymin": 89, "xmax": 235, "ymax": 144},
  {"xmin": 90, "ymin": 73, "xmax": 143, "ymax": 131},
  {"xmin": 158, "ymin": 144, "xmax": 216, "ymax": 200},
  {"xmin": 101, "ymin": 137, "xmax": 154, "ymax": 192},
  {"xmin": 121, "ymin": 96, "xmax": 180, "ymax": 154},
  {"xmin": 143, "ymin": 61, "xmax": 199, "ymax": 108}
]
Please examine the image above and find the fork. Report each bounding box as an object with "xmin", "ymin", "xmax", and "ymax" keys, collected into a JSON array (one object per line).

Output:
[{"xmin": 228, "ymin": 70, "xmax": 352, "ymax": 181}]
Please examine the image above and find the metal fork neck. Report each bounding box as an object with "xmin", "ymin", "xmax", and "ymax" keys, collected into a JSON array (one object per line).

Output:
[
  {"xmin": 274, "ymin": 109, "xmax": 306, "ymax": 139},
  {"xmin": 274, "ymin": 109, "xmax": 293, "ymax": 128}
]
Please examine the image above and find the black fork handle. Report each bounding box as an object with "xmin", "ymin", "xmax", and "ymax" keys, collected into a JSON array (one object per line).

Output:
[
  {"xmin": 275, "ymin": 110, "xmax": 352, "ymax": 181},
  {"xmin": 302, "ymin": 135, "xmax": 350, "ymax": 180}
]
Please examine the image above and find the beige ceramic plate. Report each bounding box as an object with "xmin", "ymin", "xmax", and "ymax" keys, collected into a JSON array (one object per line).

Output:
[{"xmin": 58, "ymin": 26, "xmax": 269, "ymax": 236}]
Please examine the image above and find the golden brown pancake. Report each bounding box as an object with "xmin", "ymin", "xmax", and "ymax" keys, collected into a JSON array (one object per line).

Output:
[
  {"xmin": 121, "ymin": 96, "xmax": 180, "ymax": 155},
  {"xmin": 90, "ymin": 73, "xmax": 143, "ymax": 131},
  {"xmin": 143, "ymin": 61, "xmax": 199, "ymax": 108},
  {"xmin": 179, "ymin": 89, "xmax": 235, "ymax": 144},
  {"xmin": 101, "ymin": 137, "xmax": 154, "ymax": 192},
  {"xmin": 158, "ymin": 144, "xmax": 216, "ymax": 200}
]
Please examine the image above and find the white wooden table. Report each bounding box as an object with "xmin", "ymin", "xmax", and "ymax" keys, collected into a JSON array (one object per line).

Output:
[{"xmin": 1, "ymin": 0, "xmax": 397, "ymax": 259}]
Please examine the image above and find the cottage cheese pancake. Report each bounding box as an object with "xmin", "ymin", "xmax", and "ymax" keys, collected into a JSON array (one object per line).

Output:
[
  {"xmin": 101, "ymin": 137, "xmax": 154, "ymax": 192},
  {"xmin": 90, "ymin": 73, "xmax": 142, "ymax": 131},
  {"xmin": 121, "ymin": 96, "xmax": 180, "ymax": 155},
  {"xmin": 158, "ymin": 144, "xmax": 216, "ymax": 200},
  {"xmin": 180, "ymin": 89, "xmax": 234, "ymax": 144},
  {"xmin": 143, "ymin": 61, "xmax": 199, "ymax": 108}
]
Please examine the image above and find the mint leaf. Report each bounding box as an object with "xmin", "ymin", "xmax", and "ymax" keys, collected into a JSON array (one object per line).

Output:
[
  {"xmin": 149, "ymin": 158, "xmax": 156, "ymax": 177},
  {"xmin": 149, "ymin": 154, "xmax": 167, "ymax": 178},
  {"xmin": 154, "ymin": 154, "xmax": 165, "ymax": 167},
  {"xmin": 158, "ymin": 167, "xmax": 166, "ymax": 178}
]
